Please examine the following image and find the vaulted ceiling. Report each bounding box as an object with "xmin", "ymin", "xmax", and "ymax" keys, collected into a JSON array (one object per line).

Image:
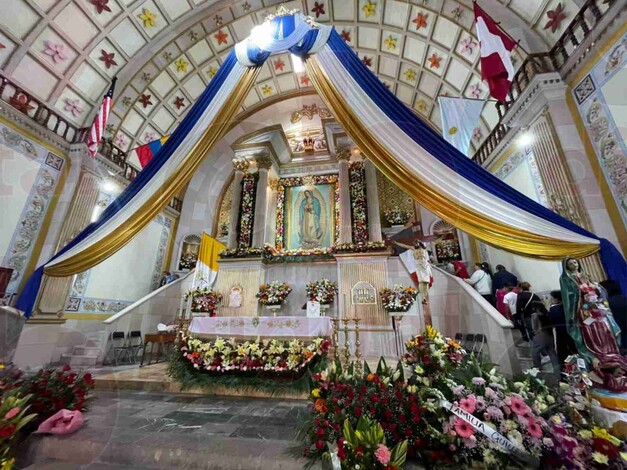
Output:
[{"xmin": 0, "ymin": 0, "xmax": 583, "ymax": 156}]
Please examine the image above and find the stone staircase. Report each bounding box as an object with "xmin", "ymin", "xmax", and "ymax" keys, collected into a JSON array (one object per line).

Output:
[{"xmin": 59, "ymin": 331, "xmax": 107, "ymax": 367}]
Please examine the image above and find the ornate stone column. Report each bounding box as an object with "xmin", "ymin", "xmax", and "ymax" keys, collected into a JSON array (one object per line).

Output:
[
  {"xmin": 252, "ymin": 156, "xmax": 272, "ymax": 247},
  {"xmin": 364, "ymin": 158, "xmax": 382, "ymax": 242},
  {"xmin": 227, "ymin": 158, "xmax": 249, "ymax": 249},
  {"xmin": 337, "ymin": 148, "xmax": 353, "ymax": 244},
  {"xmin": 527, "ymin": 110, "xmax": 605, "ymax": 280},
  {"xmin": 35, "ymin": 167, "xmax": 102, "ymax": 321}
]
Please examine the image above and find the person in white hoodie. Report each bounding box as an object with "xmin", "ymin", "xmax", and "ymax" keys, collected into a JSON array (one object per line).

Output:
[{"xmin": 465, "ymin": 262, "xmax": 495, "ymax": 306}]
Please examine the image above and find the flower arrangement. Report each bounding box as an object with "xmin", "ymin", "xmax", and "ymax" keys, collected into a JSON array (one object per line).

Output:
[
  {"xmin": 237, "ymin": 173, "xmax": 257, "ymax": 248},
  {"xmin": 435, "ymin": 239, "xmax": 460, "ymax": 261},
  {"xmin": 380, "ymin": 285, "xmax": 418, "ymax": 312},
  {"xmin": 219, "ymin": 246, "xmax": 263, "ymax": 258},
  {"xmin": 7, "ymin": 366, "xmax": 95, "ymax": 421},
  {"xmin": 185, "ymin": 287, "xmax": 222, "ymax": 315},
  {"xmin": 306, "ymin": 279, "xmax": 338, "ymax": 304},
  {"xmin": 334, "ymin": 241, "xmax": 387, "ymax": 253},
  {"xmin": 349, "ymin": 162, "xmax": 368, "ymax": 243},
  {"xmin": 384, "ymin": 207, "xmax": 411, "ymax": 226},
  {"xmin": 339, "ymin": 416, "xmax": 407, "ymax": 469},
  {"xmin": 403, "ymin": 326, "xmax": 466, "ymax": 380},
  {"xmin": 263, "ymin": 245, "xmax": 334, "ymax": 263},
  {"xmin": 256, "ymin": 281, "xmax": 292, "ymax": 305},
  {"xmin": 0, "ymin": 392, "xmax": 36, "ymax": 469},
  {"xmin": 178, "ymin": 251, "xmax": 198, "ymax": 270},
  {"xmin": 179, "ymin": 334, "xmax": 331, "ymax": 374}
]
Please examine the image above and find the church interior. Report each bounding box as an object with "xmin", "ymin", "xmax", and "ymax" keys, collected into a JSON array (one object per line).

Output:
[{"xmin": 0, "ymin": 0, "xmax": 625, "ymax": 468}]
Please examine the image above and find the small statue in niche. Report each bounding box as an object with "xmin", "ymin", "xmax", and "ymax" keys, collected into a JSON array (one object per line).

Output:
[{"xmin": 229, "ymin": 286, "xmax": 242, "ymax": 308}]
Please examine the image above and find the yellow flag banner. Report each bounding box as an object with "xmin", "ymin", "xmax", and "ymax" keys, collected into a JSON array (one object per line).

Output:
[{"xmin": 194, "ymin": 233, "xmax": 226, "ymax": 288}]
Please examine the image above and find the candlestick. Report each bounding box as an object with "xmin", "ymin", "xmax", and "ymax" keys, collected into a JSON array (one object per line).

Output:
[
  {"xmin": 354, "ymin": 317, "xmax": 362, "ymax": 375},
  {"xmin": 331, "ymin": 317, "xmax": 340, "ymax": 360},
  {"xmin": 342, "ymin": 317, "xmax": 351, "ymax": 370}
]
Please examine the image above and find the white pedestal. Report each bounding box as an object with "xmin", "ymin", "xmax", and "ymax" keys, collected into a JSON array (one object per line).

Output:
[{"xmin": 265, "ymin": 304, "xmax": 282, "ymax": 317}]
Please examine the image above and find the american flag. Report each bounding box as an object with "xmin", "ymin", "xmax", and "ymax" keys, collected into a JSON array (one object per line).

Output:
[{"xmin": 87, "ymin": 77, "xmax": 117, "ymax": 158}]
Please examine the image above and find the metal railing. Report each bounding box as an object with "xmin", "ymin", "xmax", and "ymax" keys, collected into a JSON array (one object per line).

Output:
[{"xmin": 472, "ymin": 0, "xmax": 611, "ymax": 165}]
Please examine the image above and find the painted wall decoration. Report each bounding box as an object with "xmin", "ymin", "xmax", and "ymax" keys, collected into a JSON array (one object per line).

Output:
[
  {"xmin": 275, "ymin": 175, "xmax": 339, "ymax": 251},
  {"xmin": 376, "ymin": 169, "xmax": 415, "ymax": 228},
  {"xmin": 0, "ymin": 123, "xmax": 65, "ymax": 304},
  {"xmin": 349, "ymin": 161, "xmax": 368, "ymax": 243},
  {"xmin": 285, "ymin": 127, "xmax": 328, "ymax": 154},
  {"xmin": 285, "ymin": 183, "xmax": 334, "ymax": 250},
  {"xmin": 493, "ymin": 147, "xmax": 549, "ymax": 207},
  {"xmin": 64, "ymin": 212, "xmax": 174, "ymax": 315},
  {"xmin": 572, "ymin": 34, "xmax": 627, "ymax": 225}
]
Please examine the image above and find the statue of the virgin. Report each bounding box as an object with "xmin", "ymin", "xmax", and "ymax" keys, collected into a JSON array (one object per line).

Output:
[
  {"xmin": 299, "ymin": 190, "xmax": 323, "ymax": 248},
  {"xmin": 560, "ymin": 257, "xmax": 627, "ymax": 392}
]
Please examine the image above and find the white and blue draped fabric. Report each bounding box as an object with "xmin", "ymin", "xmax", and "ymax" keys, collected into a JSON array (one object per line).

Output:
[
  {"xmin": 438, "ymin": 97, "xmax": 485, "ymax": 156},
  {"xmin": 17, "ymin": 13, "xmax": 625, "ymax": 317}
]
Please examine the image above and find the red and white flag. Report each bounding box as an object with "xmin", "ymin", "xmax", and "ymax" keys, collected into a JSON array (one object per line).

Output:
[
  {"xmin": 87, "ymin": 77, "xmax": 117, "ymax": 158},
  {"xmin": 473, "ymin": 3, "xmax": 517, "ymax": 102}
]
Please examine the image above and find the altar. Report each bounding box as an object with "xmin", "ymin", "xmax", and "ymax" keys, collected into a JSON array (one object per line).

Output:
[{"xmin": 189, "ymin": 315, "xmax": 333, "ymax": 338}]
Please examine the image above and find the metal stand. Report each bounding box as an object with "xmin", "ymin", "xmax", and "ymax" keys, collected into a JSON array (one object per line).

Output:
[
  {"xmin": 342, "ymin": 317, "xmax": 350, "ymax": 371},
  {"xmin": 331, "ymin": 317, "xmax": 340, "ymax": 360},
  {"xmin": 391, "ymin": 314, "xmax": 404, "ymax": 358},
  {"xmin": 354, "ymin": 317, "xmax": 362, "ymax": 375}
]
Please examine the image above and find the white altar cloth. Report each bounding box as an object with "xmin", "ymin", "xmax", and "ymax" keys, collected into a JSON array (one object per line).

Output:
[{"xmin": 189, "ymin": 316, "xmax": 333, "ymax": 338}]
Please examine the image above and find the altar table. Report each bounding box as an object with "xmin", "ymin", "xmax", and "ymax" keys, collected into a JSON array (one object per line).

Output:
[{"xmin": 189, "ymin": 316, "xmax": 332, "ymax": 338}]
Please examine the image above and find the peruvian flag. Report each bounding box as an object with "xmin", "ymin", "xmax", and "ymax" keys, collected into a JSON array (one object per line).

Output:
[{"xmin": 473, "ymin": 2, "xmax": 517, "ymax": 102}]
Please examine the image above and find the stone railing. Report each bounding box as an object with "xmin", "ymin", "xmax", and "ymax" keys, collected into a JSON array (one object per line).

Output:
[
  {"xmin": 472, "ymin": 0, "xmax": 614, "ymax": 166},
  {"xmin": 0, "ymin": 74, "xmax": 87, "ymax": 144}
]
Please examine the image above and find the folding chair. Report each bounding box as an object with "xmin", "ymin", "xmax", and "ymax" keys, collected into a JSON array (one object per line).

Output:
[
  {"xmin": 473, "ymin": 334, "xmax": 487, "ymax": 356},
  {"xmin": 464, "ymin": 334, "xmax": 476, "ymax": 352},
  {"xmin": 109, "ymin": 331, "xmax": 132, "ymax": 365},
  {"xmin": 128, "ymin": 330, "xmax": 144, "ymax": 363},
  {"xmin": 454, "ymin": 333, "xmax": 464, "ymax": 343}
]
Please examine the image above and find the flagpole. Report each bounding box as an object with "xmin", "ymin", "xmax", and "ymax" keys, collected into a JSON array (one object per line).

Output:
[{"xmin": 437, "ymin": 96, "xmax": 499, "ymax": 103}]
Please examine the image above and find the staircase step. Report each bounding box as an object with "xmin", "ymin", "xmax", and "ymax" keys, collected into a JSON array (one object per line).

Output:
[
  {"xmin": 60, "ymin": 354, "xmax": 98, "ymax": 367},
  {"xmin": 72, "ymin": 346, "xmax": 102, "ymax": 357}
]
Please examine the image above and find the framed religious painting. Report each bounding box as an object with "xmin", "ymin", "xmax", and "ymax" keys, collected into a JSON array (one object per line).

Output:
[{"xmin": 275, "ymin": 175, "xmax": 340, "ymax": 251}]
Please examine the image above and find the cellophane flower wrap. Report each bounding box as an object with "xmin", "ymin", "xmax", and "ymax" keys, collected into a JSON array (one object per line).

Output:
[
  {"xmin": 185, "ymin": 287, "xmax": 222, "ymax": 314},
  {"xmin": 306, "ymin": 279, "xmax": 338, "ymax": 304},
  {"xmin": 380, "ymin": 285, "xmax": 418, "ymax": 312},
  {"xmin": 256, "ymin": 281, "xmax": 292, "ymax": 305}
]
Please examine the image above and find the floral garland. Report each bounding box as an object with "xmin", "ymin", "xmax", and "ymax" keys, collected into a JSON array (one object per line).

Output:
[
  {"xmin": 384, "ymin": 207, "xmax": 411, "ymax": 225},
  {"xmin": 275, "ymin": 175, "xmax": 340, "ymax": 250},
  {"xmin": 179, "ymin": 334, "xmax": 331, "ymax": 374},
  {"xmin": 256, "ymin": 281, "xmax": 292, "ymax": 305},
  {"xmin": 334, "ymin": 241, "xmax": 387, "ymax": 253},
  {"xmin": 179, "ymin": 251, "xmax": 198, "ymax": 270},
  {"xmin": 184, "ymin": 287, "xmax": 222, "ymax": 314},
  {"xmin": 263, "ymin": 245, "xmax": 334, "ymax": 263},
  {"xmin": 380, "ymin": 285, "xmax": 418, "ymax": 312},
  {"xmin": 219, "ymin": 247, "xmax": 263, "ymax": 258},
  {"xmin": 306, "ymin": 279, "xmax": 338, "ymax": 304},
  {"xmin": 237, "ymin": 173, "xmax": 257, "ymax": 248},
  {"xmin": 348, "ymin": 162, "xmax": 368, "ymax": 243}
]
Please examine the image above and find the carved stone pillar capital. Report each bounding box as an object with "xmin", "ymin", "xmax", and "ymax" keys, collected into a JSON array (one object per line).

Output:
[
  {"xmin": 336, "ymin": 147, "xmax": 351, "ymax": 161},
  {"xmin": 232, "ymin": 157, "xmax": 250, "ymax": 173},
  {"xmin": 255, "ymin": 155, "xmax": 272, "ymax": 170}
]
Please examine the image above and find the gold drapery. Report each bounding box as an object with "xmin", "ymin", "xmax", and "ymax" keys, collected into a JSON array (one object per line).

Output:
[
  {"xmin": 44, "ymin": 65, "xmax": 261, "ymax": 277},
  {"xmin": 305, "ymin": 56, "xmax": 599, "ymax": 260}
]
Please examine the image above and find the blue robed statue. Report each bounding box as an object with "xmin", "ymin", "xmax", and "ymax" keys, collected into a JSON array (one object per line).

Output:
[{"xmin": 299, "ymin": 190, "xmax": 323, "ymax": 248}]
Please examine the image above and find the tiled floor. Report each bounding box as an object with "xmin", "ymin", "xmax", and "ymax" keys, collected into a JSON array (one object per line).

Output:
[{"xmin": 20, "ymin": 389, "xmax": 309, "ymax": 470}]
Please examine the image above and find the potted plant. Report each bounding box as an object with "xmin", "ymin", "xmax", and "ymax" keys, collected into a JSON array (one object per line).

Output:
[
  {"xmin": 256, "ymin": 281, "xmax": 292, "ymax": 316},
  {"xmin": 185, "ymin": 287, "xmax": 223, "ymax": 317},
  {"xmin": 306, "ymin": 279, "xmax": 338, "ymax": 316}
]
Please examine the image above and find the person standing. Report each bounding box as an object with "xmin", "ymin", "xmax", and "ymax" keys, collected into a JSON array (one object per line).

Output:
[
  {"xmin": 465, "ymin": 262, "xmax": 495, "ymax": 306},
  {"xmin": 444, "ymin": 258, "xmax": 456, "ymax": 275},
  {"xmin": 493, "ymin": 265, "xmax": 518, "ymax": 291},
  {"xmin": 516, "ymin": 282, "xmax": 542, "ymax": 341},
  {"xmin": 530, "ymin": 297, "xmax": 562, "ymax": 375},
  {"xmin": 600, "ymin": 280, "xmax": 627, "ymax": 351},
  {"xmin": 452, "ymin": 255, "xmax": 470, "ymax": 279},
  {"xmin": 548, "ymin": 290, "xmax": 578, "ymax": 364}
]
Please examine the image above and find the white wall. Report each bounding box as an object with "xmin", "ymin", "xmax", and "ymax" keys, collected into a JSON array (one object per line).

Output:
[{"xmin": 485, "ymin": 153, "xmax": 562, "ymax": 292}]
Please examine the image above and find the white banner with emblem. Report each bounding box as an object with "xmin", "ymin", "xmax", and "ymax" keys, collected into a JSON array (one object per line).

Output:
[{"xmin": 438, "ymin": 97, "xmax": 484, "ymax": 155}]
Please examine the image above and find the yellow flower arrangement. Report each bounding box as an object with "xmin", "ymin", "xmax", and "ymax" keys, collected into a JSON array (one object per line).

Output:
[{"xmin": 139, "ymin": 8, "xmax": 157, "ymax": 28}]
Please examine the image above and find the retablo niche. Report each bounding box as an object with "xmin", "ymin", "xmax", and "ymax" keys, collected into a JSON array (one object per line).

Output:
[
  {"xmin": 351, "ymin": 281, "xmax": 377, "ymax": 305},
  {"xmin": 229, "ymin": 285, "xmax": 242, "ymax": 308}
]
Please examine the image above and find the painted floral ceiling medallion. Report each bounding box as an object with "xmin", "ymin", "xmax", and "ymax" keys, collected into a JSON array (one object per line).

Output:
[
  {"xmin": 139, "ymin": 94, "xmax": 153, "ymax": 108},
  {"xmin": 139, "ymin": 8, "xmax": 157, "ymax": 28},
  {"xmin": 90, "ymin": 0, "xmax": 111, "ymax": 14},
  {"xmin": 214, "ymin": 29, "xmax": 229, "ymax": 45},
  {"xmin": 311, "ymin": 2, "xmax": 325, "ymax": 18},
  {"xmin": 544, "ymin": 3, "xmax": 567, "ymax": 33},
  {"xmin": 412, "ymin": 12, "xmax": 428, "ymax": 30},
  {"xmin": 99, "ymin": 50, "xmax": 117, "ymax": 69}
]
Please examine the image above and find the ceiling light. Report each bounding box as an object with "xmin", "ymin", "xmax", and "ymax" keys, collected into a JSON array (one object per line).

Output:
[
  {"xmin": 517, "ymin": 131, "xmax": 533, "ymax": 147},
  {"xmin": 101, "ymin": 179, "xmax": 117, "ymax": 193}
]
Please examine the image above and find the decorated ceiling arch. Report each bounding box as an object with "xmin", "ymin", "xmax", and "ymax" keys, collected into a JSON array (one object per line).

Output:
[
  {"xmin": 0, "ymin": 0, "xmax": 586, "ymax": 156},
  {"xmin": 17, "ymin": 10, "xmax": 625, "ymax": 317}
]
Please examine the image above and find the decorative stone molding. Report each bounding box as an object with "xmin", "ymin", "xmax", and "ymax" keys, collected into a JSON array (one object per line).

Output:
[
  {"xmin": 502, "ymin": 73, "xmax": 568, "ymax": 128},
  {"xmin": 335, "ymin": 147, "xmax": 351, "ymax": 161}
]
